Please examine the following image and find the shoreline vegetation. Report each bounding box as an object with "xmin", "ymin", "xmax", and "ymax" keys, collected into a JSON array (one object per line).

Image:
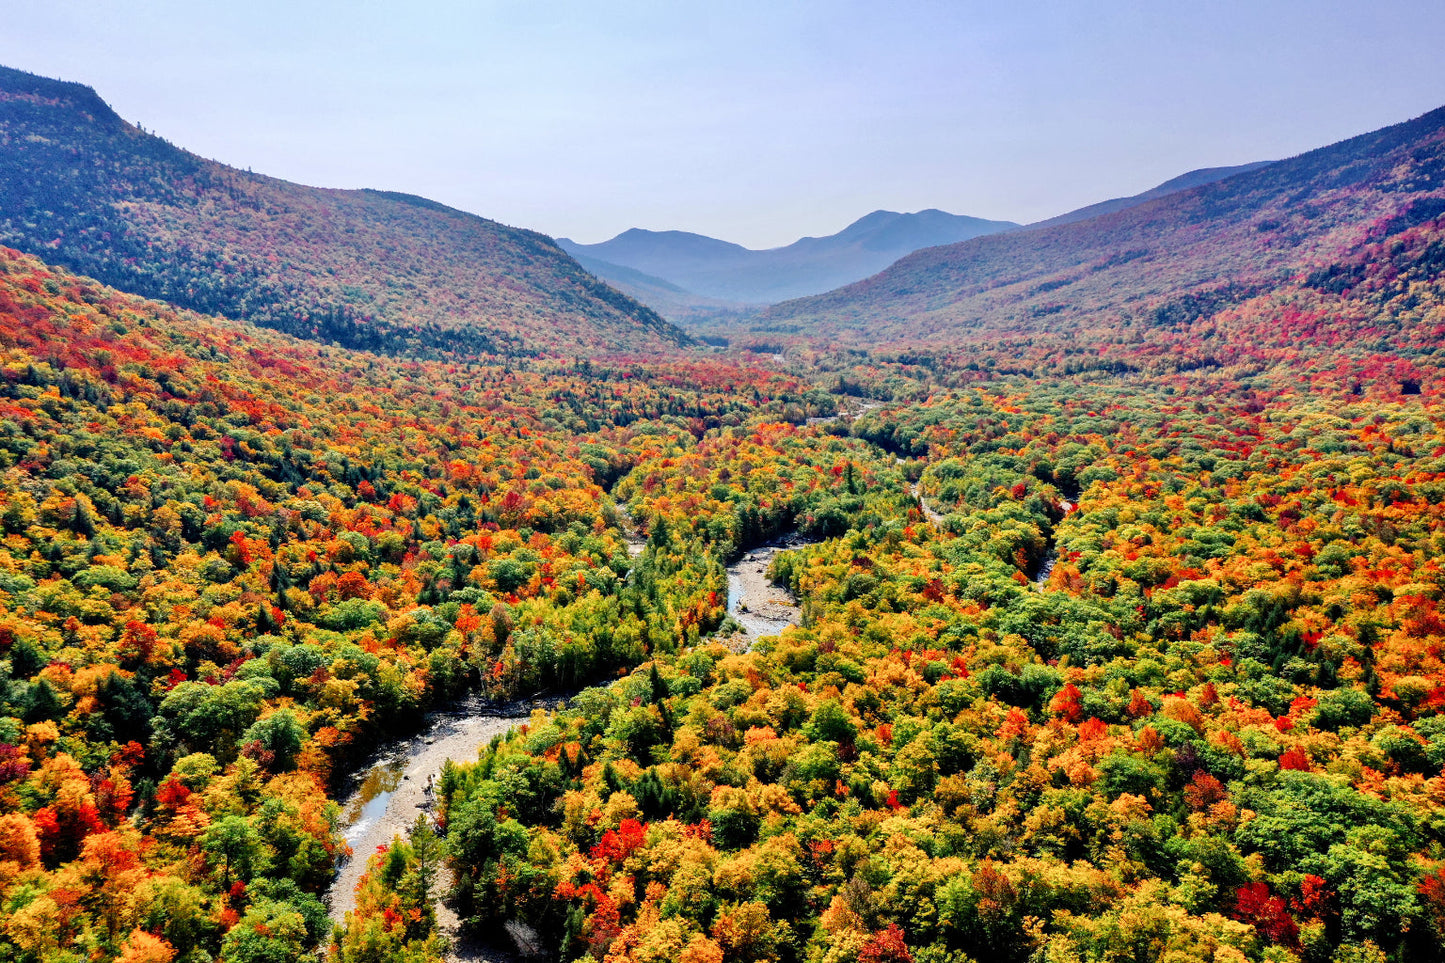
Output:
[{"xmin": 327, "ymin": 537, "xmax": 819, "ymax": 963}]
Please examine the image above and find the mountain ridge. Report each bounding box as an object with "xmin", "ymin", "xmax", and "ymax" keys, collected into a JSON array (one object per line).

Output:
[
  {"xmin": 0, "ymin": 63, "xmax": 688, "ymax": 356},
  {"xmin": 1030, "ymin": 160, "xmax": 1276, "ymax": 228},
  {"xmin": 562, "ymin": 166, "xmax": 1282, "ymax": 321},
  {"xmin": 750, "ymin": 103, "xmax": 1445, "ymax": 345},
  {"xmin": 559, "ymin": 209, "xmax": 1019, "ymax": 307}
]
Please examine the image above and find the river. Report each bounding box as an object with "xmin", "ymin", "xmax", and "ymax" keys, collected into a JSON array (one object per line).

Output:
[
  {"xmin": 1032, "ymin": 499, "xmax": 1075, "ymax": 590},
  {"xmin": 908, "ymin": 479, "xmax": 946, "ymax": 526},
  {"xmin": 326, "ymin": 697, "xmax": 542, "ymax": 961},
  {"xmin": 725, "ymin": 537, "xmax": 817, "ymax": 643},
  {"xmin": 615, "ymin": 504, "xmax": 646, "ymax": 558},
  {"xmin": 327, "ymin": 534, "xmax": 817, "ymax": 958}
]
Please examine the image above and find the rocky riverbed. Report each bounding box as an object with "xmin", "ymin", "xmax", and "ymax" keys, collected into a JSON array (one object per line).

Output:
[
  {"xmin": 327, "ymin": 534, "xmax": 818, "ymax": 958},
  {"xmin": 326, "ymin": 699, "xmax": 547, "ymax": 962},
  {"xmin": 726, "ymin": 538, "xmax": 817, "ymax": 645}
]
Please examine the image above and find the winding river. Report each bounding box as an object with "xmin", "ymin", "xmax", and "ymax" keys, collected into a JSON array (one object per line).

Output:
[
  {"xmin": 909, "ymin": 479, "xmax": 946, "ymax": 526},
  {"xmin": 1031, "ymin": 499, "xmax": 1075, "ymax": 590},
  {"xmin": 326, "ymin": 532, "xmax": 816, "ymax": 959},
  {"xmin": 326, "ymin": 698, "xmax": 543, "ymax": 961}
]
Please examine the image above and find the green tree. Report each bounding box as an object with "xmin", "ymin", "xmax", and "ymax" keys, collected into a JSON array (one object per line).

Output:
[
  {"xmin": 241, "ymin": 710, "xmax": 306, "ymax": 770},
  {"xmin": 803, "ymin": 699, "xmax": 857, "ymax": 744},
  {"xmin": 219, "ymin": 899, "xmax": 309, "ymax": 963},
  {"xmin": 407, "ymin": 814, "xmax": 443, "ymax": 937},
  {"xmin": 202, "ymin": 815, "xmax": 263, "ymax": 888}
]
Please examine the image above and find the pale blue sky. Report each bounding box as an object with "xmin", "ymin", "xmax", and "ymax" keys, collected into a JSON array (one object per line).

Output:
[{"xmin": 3, "ymin": 1, "xmax": 1443, "ymax": 247}]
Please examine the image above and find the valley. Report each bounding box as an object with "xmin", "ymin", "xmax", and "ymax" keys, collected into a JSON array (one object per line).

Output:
[
  {"xmin": 327, "ymin": 533, "xmax": 820, "ymax": 963},
  {"xmin": 0, "ymin": 60, "xmax": 1444, "ymax": 963}
]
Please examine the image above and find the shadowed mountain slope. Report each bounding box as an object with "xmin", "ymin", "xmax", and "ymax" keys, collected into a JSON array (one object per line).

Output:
[{"xmin": 564, "ymin": 249, "xmax": 751, "ymax": 322}]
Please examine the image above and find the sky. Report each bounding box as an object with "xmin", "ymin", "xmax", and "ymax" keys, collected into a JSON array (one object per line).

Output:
[{"xmin": 3, "ymin": 1, "xmax": 1444, "ymax": 249}]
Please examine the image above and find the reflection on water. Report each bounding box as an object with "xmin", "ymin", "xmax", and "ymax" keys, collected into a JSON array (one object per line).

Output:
[{"xmin": 341, "ymin": 757, "xmax": 405, "ymax": 845}]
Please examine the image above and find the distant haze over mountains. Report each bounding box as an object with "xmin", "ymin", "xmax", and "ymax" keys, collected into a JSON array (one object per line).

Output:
[
  {"xmin": 1030, "ymin": 161, "xmax": 1277, "ymax": 228},
  {"xmin": 9, "ymin": 58, "xmax": 1437, "ymax": 373},
  {"xmin": 558, "ymin": 164, "xmax": 1281, "ymax": 321},
  {"xmin": 745, "ymin": 104, "xmax": 1445, "ymax": 347},
  {"xmin": 559, "ymin": 210, "xmax": 1018, "ymax": 311}
]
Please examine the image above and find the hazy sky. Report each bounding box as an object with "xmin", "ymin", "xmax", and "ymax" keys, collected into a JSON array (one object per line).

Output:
[{"xmin": 3, "ymin": 1, "xmax": 1443, "ymax": 248}]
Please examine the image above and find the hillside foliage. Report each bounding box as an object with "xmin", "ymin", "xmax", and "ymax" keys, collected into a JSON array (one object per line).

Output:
[
  {"xmin": 438, "ymin": 375, "xmax": 1445, "ymax": 963},
  {"xmin": 0, "ymin": 248, "xmax": 838, "ymax": 962},
  {"xmin": 743, "ymin": 104, "xmax": 1445, "ymax": 356},
  {"xmin": 0, "ymin": 66, "xmax": 686, "ymax": 357},
  {"xmin": 2, "ymin": 69, "xmax": 1445, "ymax": 963}
]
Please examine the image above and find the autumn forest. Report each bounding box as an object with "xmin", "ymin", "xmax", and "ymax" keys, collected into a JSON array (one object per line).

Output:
[{"xmin": 2, "ymin": 61, "xmax": 1445, "ymax": 963}]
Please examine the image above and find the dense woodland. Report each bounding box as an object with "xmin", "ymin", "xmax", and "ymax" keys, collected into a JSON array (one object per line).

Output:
[
  {"xmin": 2, "ymin": 64, "xmax": 1445, "ymax": 963},
  {"xmin": 431, "ymin": 381, "xmax": 1445, "ymax": 963}
]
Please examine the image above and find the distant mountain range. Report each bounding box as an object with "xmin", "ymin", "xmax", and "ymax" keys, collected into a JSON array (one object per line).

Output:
[
  {"xmin": 0, "ymin": 64, "xmax": 687, "ymax": 356},
  {"xmin": 8, "ymin": 61, "xmax": 1439, "ymax": 372},
  {"xmin": 559, "ymin": 165, "xmax": 1280, "ymax": 320},
  {"xmin": 559, "ymin": 210, "xmax": 1019, "ymax": 310},
  {"xmin": 742, "ymin": 105, "xmax": 1445, "ymax": 348}
]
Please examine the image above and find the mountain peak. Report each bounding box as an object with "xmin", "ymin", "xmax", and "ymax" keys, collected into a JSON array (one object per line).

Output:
[
  {"xmin": 605, "ymin": 227, "xmax": 752, "ymax": 258},
  {"xmin": 0, "ymin": 62, "xmax": 687, "ymax": 356},
  {"xmin": 560, "ymin": 209, "xmax": 1020, "ymax": 307}
]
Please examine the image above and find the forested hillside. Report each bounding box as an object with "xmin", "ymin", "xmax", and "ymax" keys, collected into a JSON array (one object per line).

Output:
[
  {"xmin": 3, "ymin": 64, "xmax": 1445, "ymax": 963},
  {"xmin": 751, "ymin": 105, "xmax": 1445, "ymax": 348},
  {"xmin": 0, "ymin": 66, "xmax": 686, "ymax": 357},
  {"xmin": 1030, "ymin": 161, "xmax": 1274, "ymax": 229},
  {"xmin": 5, "ymin": 203, "xmax": 1445, "ymax": 961}
]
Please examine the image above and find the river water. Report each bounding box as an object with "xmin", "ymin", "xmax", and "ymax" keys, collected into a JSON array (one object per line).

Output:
[
  {"xmin": 1032, "ymin": 499, "xmax": 1075, "ymax": 590},
  {"xmin": 327, "ymin": 534, "xmax": 817, "ymax": 957},
  {"xmin": 330, "ymin": 449, "xmax": 1065, "ymax": 956},
  {"xmin": 908, "ymin": 479, "xmax": 946, "ymax": 526},
  {"xmin": 326, "ymin": 699, "xmax": 539, "ymax": 961}
]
